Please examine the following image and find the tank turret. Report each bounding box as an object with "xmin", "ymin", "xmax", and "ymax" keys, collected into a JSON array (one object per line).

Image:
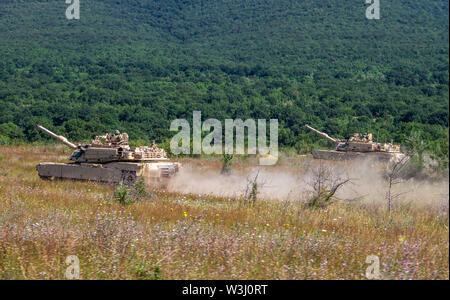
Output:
[{"xmin": 37, "ymin": 124, "xmax": 169, "ymax": 163}]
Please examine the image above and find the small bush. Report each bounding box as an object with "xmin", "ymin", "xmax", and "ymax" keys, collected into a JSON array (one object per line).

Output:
[
  {"xmin": 221, "ymin": 153, "xmax": 234, "ymax": 175},
  {"xmin": 0, "ymin": 135, "xmax": 10, "ymax": 146},
  {"xmin": 134, "ymin": 261, "xmax": 164, "ymax": 280},
  {"xmin": 134, "ymin": 178, "xmax": 147, "ymax": 197},
  {"xmin": 114, "ymin": 182, "xmax": 132, "ymax": 205},
  {"xmin": 114, "ymin": 179, "xmax": 151, "ymax": 205}
]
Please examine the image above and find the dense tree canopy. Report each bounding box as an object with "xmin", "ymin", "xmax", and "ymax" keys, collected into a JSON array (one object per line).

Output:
[{"xmin": 0, "ymin": 1, "xmax": 448, "ymax": 156}]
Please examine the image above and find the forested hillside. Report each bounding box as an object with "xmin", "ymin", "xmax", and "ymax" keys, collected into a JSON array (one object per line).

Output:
[{"xmin": 0, "ymin": 0, "xmax": 448, "ymax": 156}]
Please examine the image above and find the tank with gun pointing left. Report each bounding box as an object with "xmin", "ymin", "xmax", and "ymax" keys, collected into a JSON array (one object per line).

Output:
[
  {"xmin": 305, "ymin": 124, "xmax": 406, "ymax": 162},
  {"xmin": 35, "ymin": 125, "xmax": 180, "ymax": 187}
]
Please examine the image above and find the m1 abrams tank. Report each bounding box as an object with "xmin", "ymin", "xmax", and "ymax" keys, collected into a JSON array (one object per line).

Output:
[
  {"xmin": 35, "ymin": 125, "xmax": 180, "ymax": 187},
  {"xmin": 305, "ymin": 124, "xmax": 406, "ymax": 162}
]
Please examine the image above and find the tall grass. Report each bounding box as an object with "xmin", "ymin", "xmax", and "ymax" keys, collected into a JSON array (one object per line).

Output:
[{"xmin": 0, "ymin": 146, "xmax": 448, "ymax": 279}]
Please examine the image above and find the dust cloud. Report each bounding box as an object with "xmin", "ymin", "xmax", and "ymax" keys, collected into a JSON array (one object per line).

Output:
[{"xmin": 167, "ymin": 158, "xmax": 449, "ymax": 208}]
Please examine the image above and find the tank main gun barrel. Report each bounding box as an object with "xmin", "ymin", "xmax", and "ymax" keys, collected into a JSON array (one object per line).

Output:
[
  {"xmin": 36, "ymin": 124, "xmax": 78, "ymax": 149},
  {"xmin": 305, "ymin": 124, "xmax": 338, "ymax": 143}
]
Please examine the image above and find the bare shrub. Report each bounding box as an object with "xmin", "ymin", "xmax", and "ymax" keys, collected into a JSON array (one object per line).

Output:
[
  {"xmin": 385, "ymin": 156, "xmax": 411, "ymax": 215},
  {"xmin": 241, "ymin": 170, "xmax": 265, "ymax": 206},
  {"xmin": 304, "ymin": 161, "xmax": 350, "ymax": 208}
]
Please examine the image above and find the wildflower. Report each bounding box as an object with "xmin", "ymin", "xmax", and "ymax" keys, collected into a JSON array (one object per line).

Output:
[
  {"xmin": 184, "ymin": 211, "xmax": 187, "ymax": 217},
  {"xmin": 99, "ymin": 203, "xmax": 103, "ymax": 206},
  {"xmin": 399, "ymin": 236, "xmax": 406, "ymax": 243},
  {"xmin": 216, "ymin": 213, "xmax": 219, "ymax": 216},
  {"xmin": 322, "ymin": 229, "xmax": 327, "ymax": 232},
  {"xmin": 170, "ymin": 208, "xmax": 174, "ymax": 212}
]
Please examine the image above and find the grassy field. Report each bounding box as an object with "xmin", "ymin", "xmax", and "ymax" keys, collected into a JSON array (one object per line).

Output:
[{"xmin": 0, "ymin": 146, "xmax": 448, "ymax": 280}]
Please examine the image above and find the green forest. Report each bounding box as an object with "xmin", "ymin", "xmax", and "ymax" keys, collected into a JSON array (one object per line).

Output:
[{"xmin": 0, "ymin": 1, "xmax": 448, "ymax": 160}]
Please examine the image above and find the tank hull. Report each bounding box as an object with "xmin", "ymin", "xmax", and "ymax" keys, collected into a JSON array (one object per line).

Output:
[
  {"xmin": 36, "ymin": 161, "xmax": 179, "ymax": 188},
  {"xmin": 311, "ymin": 150, "xmax": 406, "ymax": 162}
]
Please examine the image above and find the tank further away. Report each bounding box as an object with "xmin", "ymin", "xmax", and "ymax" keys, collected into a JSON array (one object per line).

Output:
[{"xmin": 305, "ymin": 124, "xmax": 406, "ymax": 162}]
